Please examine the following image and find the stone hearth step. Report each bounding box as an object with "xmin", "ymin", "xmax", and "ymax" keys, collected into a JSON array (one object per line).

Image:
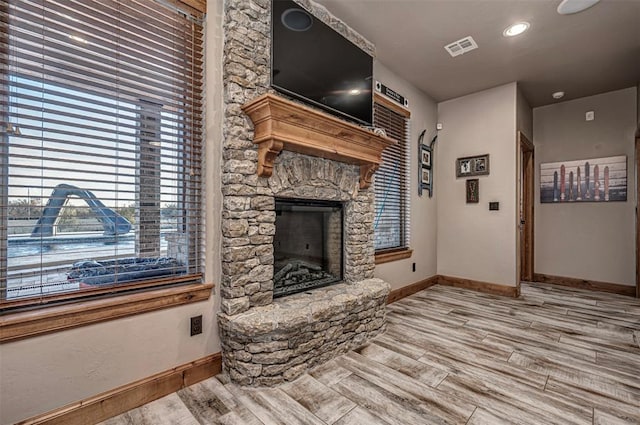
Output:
[{"xmin": 218, "ymin": 278, "xmax": 390, "ymax": 386}]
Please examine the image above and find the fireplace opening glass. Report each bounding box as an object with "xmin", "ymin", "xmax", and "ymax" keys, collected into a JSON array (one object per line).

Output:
[{"xmin": 274, "ymin": 198, "xmax": 343, "ymax": 298}]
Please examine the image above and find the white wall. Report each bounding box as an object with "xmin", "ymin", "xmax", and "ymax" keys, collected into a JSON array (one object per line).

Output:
[
  {"xmin": 436, "ymin": 83, "xmax": 518, "ymax": 287},
  {"xmin": 0, "ymin": 3, "xmax": 224, "ymax": 424},
  {"xmin": 373, "ymin": 62, "xmax": 439, "ymax": 289},
  {"xmin": 517, "ymin": 85, "xmax": 533, "ymax": 142},
  {"xmin": 533, "ymin": 87, "xmax": 637, "ymax": 286}
]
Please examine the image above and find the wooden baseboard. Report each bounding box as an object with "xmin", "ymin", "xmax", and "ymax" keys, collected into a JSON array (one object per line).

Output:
[
  {"xmin": 533, "ymin": 273, "xmax": 635, "ymax": 297},
  {"xmin": 19, "ymin": 352, "xmax": 222, "ymax": 425},
  {"xmin": 387, "ymin": 275, "xmax": 439, "ymax": 304},
  {"xmin": 438, "ymin": 275, "xmax": 519, "ymax": 298}
]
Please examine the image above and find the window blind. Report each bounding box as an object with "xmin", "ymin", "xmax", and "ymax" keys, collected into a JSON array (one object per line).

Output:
[
  {"xmin": 1, "ymin": 0, "xmax": 204, "ymax": 307},
  {"xmin": 373, "ymin": 102, "xmax": 410, "ymax": 251}
]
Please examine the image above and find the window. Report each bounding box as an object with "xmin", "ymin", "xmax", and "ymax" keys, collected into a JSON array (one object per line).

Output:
[
  {"xmin": 373, "ymin": 98, "xmax": 410, "ymax": 254},
  {"xmin": 1, "ymin": 0, "xmax": 204, "ymax": 308}
]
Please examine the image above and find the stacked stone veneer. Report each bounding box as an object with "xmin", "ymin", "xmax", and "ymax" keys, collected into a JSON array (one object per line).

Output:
[
  {"xmin": 218, "ymin": 278, "xmax": 388, "ymax": 386},
  {"xmin": 325, "ymin": 207, "xmax": 342, "ymax": 277},
  {"xmin": 219, "ymin": 0, "xmax": 389, "ymax": 386}
]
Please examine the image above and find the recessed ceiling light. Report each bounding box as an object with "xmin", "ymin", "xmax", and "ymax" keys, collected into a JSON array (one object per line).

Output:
[
  {"xmin": 503, "ymin": 22, "xmax": 530, "ymax": 37},
  {"xmin": 552, "ymin": 91, "xmax": 565, "ymax": 99},
  {"xmin": 557, "ymin": 0, "xmax": 600, "ymax": 15}
]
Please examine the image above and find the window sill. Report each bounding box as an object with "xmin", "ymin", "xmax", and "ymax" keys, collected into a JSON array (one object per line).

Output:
[
  {"xmin": 0, "ymin": 282, "xmax": 214, "ymax": 343},
  {"xmin": 375, "ymin": 248, "xmax": 413, "ymax": 265}
]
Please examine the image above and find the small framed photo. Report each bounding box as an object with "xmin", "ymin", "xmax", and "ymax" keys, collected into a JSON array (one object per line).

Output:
[
  {"xmin": 421, "ymin": 168, "xmax": 431, "ymax": 185},
  {"xmin": 466, "ymin": 179, "xmax": 479, "ymax": 203},
  {"xmin": 475, "ymin": 157, "xmax": 487, "ymax": 172},
  {"xmin": 456, "ymin": 154, "xmax": 490, "ymax": 177},
  {"xmin": 458, "ymin": 159, "xmax": 472, "ymax": 176},
  {"xmin": 421, "ymin": 148, "xmax": 432, "ymax": 168}
]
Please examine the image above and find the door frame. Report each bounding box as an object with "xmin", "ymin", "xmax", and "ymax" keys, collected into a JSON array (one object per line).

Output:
[
  {"xmin": 636, "ymin": 135, "xmax": 639, "ymax": 298},
  {"xmin": 519, "ymin": 131, "xmax": 535, "ymax": 285}
]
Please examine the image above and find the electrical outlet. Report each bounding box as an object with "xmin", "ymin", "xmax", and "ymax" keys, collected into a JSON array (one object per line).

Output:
[{"xmin": 190, "ymin": 315, "xmax": 203, "ymax": 336}]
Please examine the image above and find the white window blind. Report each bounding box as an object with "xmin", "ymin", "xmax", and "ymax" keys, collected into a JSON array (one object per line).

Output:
[
  {"xmin": 373, "ymin": 102, "xmax": 410, "ymax": 251},
  {"xmin": 1, "ymin": 0, "xmax": 204, "ymax": 307}
]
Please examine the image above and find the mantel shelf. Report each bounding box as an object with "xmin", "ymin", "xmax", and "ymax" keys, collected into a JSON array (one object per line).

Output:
[{"xmin": 241, "ymin": 93, "xmax": 397, "ymax": 189}]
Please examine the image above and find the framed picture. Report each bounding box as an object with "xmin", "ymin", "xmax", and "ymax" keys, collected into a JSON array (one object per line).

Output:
[
  {"xmin": 421, "ymin": 168, "xmax": 431, "ymax": 185},
  {"xmin": 475, "ymin": 157, "xmax": 487, "ymax": 173},
  {"xmin": 456, "ymin": 154, "xmax": 490, "ymax": 177},
  {"xmin": 421, "ymin": 148, "xmax": 432, "ymax": 168},
  {"xmin": 540, "ymin": 155, "xmax": 627, "ymax": 203},
  {"xmin": 466, "ymin": 179, "xmax": 479, "ymax": 203},
  {"xmin": 418, "ymin": 129, "xmax": 436, "ymax": 198}
]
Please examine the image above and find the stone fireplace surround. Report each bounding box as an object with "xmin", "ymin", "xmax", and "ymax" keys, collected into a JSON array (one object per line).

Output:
[
  {"xmin": 219, "ymin": 0, "xmax": 392, "ymax": 386},
  {"xmin": 218, "ymin": 149, "xmax": 391, "ymax": 385}
]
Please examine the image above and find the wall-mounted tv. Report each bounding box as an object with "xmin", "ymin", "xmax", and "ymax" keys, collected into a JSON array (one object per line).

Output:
[{"xmin": 271, "ymin": 0, "xmax": 373, "ymax": 126}]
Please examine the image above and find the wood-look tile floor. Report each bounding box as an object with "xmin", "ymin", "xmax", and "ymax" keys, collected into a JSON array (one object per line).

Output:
[{"xmin": 102, "ymin": 283, "xmax": 640, "ymax": 424}]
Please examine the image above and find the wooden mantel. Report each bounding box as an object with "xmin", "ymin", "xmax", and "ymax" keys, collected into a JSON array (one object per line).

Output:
[{"xmin": 241, "ymin": 93, "xmax": 397, "ymax": 189}]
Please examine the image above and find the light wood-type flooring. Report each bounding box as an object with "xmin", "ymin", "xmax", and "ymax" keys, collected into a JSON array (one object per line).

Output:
[{"xmin": 102, "ymin": 282, "xmax": 640, "ymax": 424}]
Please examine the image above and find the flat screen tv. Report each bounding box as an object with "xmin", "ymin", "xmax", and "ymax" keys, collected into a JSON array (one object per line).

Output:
[{"xmin": 271, "ymin": 0, "xmax": 373, "ymax": 126}]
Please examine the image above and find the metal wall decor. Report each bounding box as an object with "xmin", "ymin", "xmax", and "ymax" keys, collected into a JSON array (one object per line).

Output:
[
  {"xmin": 375, "ymin": 80, "xmax": 409, "ymax": 108},
  {"xmin": 466, "ymin": 179, "xmax": 479, "ymax": 203},
  {"xmin": 418, "ymin": 130, "xmax": 437, "ymax": 197}
]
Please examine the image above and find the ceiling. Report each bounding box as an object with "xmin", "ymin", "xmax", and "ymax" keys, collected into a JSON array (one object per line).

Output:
[{"xmin": 314, "ymin": 0, "xmax": 640, "ymax": 107}]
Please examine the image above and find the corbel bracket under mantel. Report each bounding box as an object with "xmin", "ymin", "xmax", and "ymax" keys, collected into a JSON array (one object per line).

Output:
[{"xmin": 241, "ymin": 93, "xmax": 396, "ymax": 189}]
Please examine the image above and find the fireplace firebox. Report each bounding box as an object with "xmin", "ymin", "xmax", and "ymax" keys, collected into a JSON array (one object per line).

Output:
[{"xmin": 274, "ymin": 198, "xmax": 343, "ymax": 297}]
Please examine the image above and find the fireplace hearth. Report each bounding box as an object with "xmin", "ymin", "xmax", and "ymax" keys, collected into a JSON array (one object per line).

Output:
[{"xmin": 274, "ymin": 199, "xmax": 343, "ymax": 297}]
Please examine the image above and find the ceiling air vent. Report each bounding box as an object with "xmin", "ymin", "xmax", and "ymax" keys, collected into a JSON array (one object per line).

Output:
[{"xmin": 444, "ymin": 36, "xmax": 478, "ymax": 57}]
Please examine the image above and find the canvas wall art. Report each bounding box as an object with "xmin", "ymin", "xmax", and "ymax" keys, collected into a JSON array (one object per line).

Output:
[{"xmin": 540, "ymin": 155, "xmax": 627, "ymax": 203}]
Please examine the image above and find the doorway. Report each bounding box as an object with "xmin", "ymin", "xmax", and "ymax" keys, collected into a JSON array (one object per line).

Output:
[
  {"xmin": 636, "ymin": 136, "xmax": 639, "ymax": 298},
  {"xmin": 519, "ymin": 131, "xmax": 535, "ymax": 286}
]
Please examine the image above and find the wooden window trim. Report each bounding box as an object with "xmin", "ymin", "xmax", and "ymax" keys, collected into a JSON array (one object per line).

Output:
[
  {"xmin": 167, "ymin": 0, "xmax": 206, "ymax": 16},
  {"xmin": 0, "ymin": 282, "xmax": 214, "ymax": 343},
  {"xmin": 2, "ymin": 1, "xmax": 206, "ymax": 329},
  {"xmin": 374, "ymin": 93, "xmax": 411, "ymax": 118},
  {"xmin": 375, "ymin": 248, "xmax": 413, "ymax": 265}
]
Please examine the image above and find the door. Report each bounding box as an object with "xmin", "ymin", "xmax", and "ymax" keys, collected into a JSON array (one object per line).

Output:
[{"xmin": 519, "ymin": 131, "xmax": 534, "ymax": 283}]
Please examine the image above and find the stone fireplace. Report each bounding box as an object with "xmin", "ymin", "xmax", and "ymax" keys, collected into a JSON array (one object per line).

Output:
[
  {"xmin": 218, "ymin": 147, "xmax": 392, "ymax": 385},
  {"xmin": 218, "ymin": 0, "xmax": 393, "ymax": 386}
]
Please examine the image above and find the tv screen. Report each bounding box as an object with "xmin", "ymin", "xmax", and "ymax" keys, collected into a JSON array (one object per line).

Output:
[{"xmin": 271, "ymin": 0, "xmax": 373, "ymax": 126}]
